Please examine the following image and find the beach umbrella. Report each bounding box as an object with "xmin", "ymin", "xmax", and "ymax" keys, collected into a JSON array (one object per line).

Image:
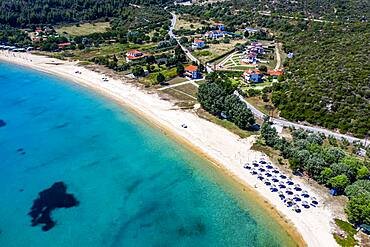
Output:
[
  {"xmin": 286, "ymin": 180, "xmax": 294, "ymax": 186},
  {"xmin": 259, "ymin": 160, "xmax": 267, "ymax": 164},
  {"xmin": 294, "ymin": 186, "xmax": 302, "ymax": 191},
  {"xmin": 301, "ymin": 190, "xmax": 309, "ymax": 198},
  {"xmin": 266, "ymin": 165, "xmax": 273, "ymax": 169},
  {"xmin": 251, "ymin": 170, "xmax": 258, "ymax": 175},
  {"xmin": 253, "ymin": 162, "xmax": 259, "ymax": 167},
  {"xmin": 279, "ymin": 183, "xmax": 286, "ymax": 189},
  {"xmin": 264, "ymin": 180, "xmax": 271, "ymax": 186},
  {"xmin": 286, "ymin": 199, "xmax": 294, "ymax": 207},
  {"xmin": 270, "ymin": 187, "xmax": 278, "ymax": 192},
  {"xmin": 311, "ymin": 197, "xmax": 318, "ymax": 205},
  {"xmin": 278, "ymin": 191, "xmax": 285, "ymax": 199},
  {"xmin": 272, "ymin": 169, "xmax": 280, "ymax": 174},
  {"xmin": 257, "ymin": 175, "xmax": 264, "ymax": 181},
  {"xmin": 294, "ymin": 205, "xmax": 301, "ymax": 213},
  {"xmin": 266, "ymin": 173, "xmax": 272, "ymax": 177},
  {"xmin": 272, "ymin": 177, "xmax": 279, "ymax": 183},
  {"xmin": 243, "ymin": 163, "xmax": 251, "ymax": 169},
  {"xmin": 293, "ymin": 194, "xmax": 301, "ymax": 201},
  {"xmin": 302, "ymin": 201, "xmax": 310, "ymax": 209},
  {"xmin": 285, "ymin": 190, "xmax": 293, "ymax": 195},
  {"xmin": 280, "ymin": 174, "xmax": 287, "ymax": 179},
  {"xmin": 258, "ymin": 167, "xmax": 266, "ymax": 172}
]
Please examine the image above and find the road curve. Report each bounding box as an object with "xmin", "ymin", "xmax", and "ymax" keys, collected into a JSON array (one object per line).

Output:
[
  {"xmin": 234, "ymin": 91, "xmax": 368, "ymax": 146},
  {"xmin": 168, "ymin": 12, "xmax": 213, "ymax": 72}
]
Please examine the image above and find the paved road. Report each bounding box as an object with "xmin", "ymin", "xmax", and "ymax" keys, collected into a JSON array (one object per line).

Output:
[
  {"xmin": 274, "ymin": 43, "xmax": 282, "ymax": 70},
  {"xmin": 158, "ymin": 79, "xmax": 199, "ymax": 91},
  {"xmin": 259, "ymin": 11, "xmax": 335, "ymax": 23},
  {"xmin": 168, "ymin": 12, "xmax": 214, "ymax": 73},
  {"xmin": 234, "ymin": 91, "xmax": 367, "ymax": 145}
]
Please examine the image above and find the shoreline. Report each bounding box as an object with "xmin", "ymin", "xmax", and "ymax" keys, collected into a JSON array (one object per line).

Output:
[{"xmin": 0, "ymin": 52, "xmax": 338, "ymax": 247}]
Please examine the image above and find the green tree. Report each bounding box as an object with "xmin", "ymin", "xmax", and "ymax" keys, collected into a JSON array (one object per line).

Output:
[
  {"xmin": 345, "ymin": 195, "xmax": 370, "ymax": 225},
  {"xmin": 258, "ymin": 65, "xmax": 267, "ymax": 73},
  {"xmin": 356, "ymin": 166, "xmax": 369, "ymax": 180},
  {"xmin": 132, "ymin": 66, "xmax": 144, "ymax": 77},
  {"xmin": 324, "ymin": 146, "xmax": 345, "ymax": 164},
  {"xmin": 176, "ymin": 64, "xmax": 185, "ymax": 75},
  {"xmin": 224, "ymin": 94, "xmax": 255, "ymax": 130},
  {"xmin": 156, "ymin": 73, "xmax": 165, "ymax": 83},
  {"xmin": 260, "ymin": 121, "xmax": 279, "ymax": 147},
  {"xmin": 328, "ymin": 175, "xmax": 349, "ymax": 193},
  {"xmin": 345, "ymin": 180, "xmax": 370, "ymax": 199},
  {"xmin": 197, "ymin": 82, "xmax": 227, "ymax": 115},
  {"xmin": 319, "ymin": 167, "xmax": 333, "ymax": 184}
]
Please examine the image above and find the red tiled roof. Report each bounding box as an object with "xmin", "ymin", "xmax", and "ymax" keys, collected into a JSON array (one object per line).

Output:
[
  {"xmin": 243, "ymin": 68, "xmax": 261, "ymax": 75},
  {"xmin": 193, "ymin": 39, "xmax": 204, "ymax": 43},
  {"xmin": 268, "ymin": 69, "xmax": 284, "ymax": 76},
  {"xmin": 127, "ymin": 55, "xmax": 144, "ymax": 60},
  {"xmin": 58, "ymin": 42, "xmax": 71, "ymax": 48},
  {"xmin": 185, "ymin": 65, "xmax": 198, "ymax": 72},
  {"xmin": 128, "ymin": 50, "xmax": 142, "ymax": 54}
]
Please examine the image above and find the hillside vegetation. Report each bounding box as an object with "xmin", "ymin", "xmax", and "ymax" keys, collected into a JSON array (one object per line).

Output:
[
  {"xmin": 273, "ymin": 22, "xmax": 370, "ymax": 138},
  {"xmin": 0, "ymin": 0, "xmax": 172, "ymax": 27}
]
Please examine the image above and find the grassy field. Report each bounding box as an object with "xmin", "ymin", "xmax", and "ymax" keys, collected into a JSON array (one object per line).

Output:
[
  {"xmin": 163, "ymin": 88, "xmax": 197, "ymax": 101},
  {"xmin": 175, "ymin": 83, "xmax": 198, "ymax": 98},
  {"xmin": 194, "ymin": 40, "xmax": 242, "ymax": 63},
  {"xmin": 56, "ymin": 22, "xmax": 110, "ymax": 36},
  {"xmin": 333, "ymin": 219, "xmax": 358, "ymax": 247},
  {"xmin": 175, "ymin": 15, "xmax": 205, "ymax": 30},
  {"xmin": 142, "ymin": 67, "xmax": 178, "ymax": 85},
  {"xmin": 245, "ymin": 96, "xmax": 279, "ymax": 117},
  {"xmin": 60, "ymin": 42, "xmax": 157, "ymax": 61},
  {"xmin": 196, "ymin": 109, "xmax": 256, "ymax": 138},
  {"xmin": 166, "ymin": 77, "xmax": 189, "ymax": 85}
]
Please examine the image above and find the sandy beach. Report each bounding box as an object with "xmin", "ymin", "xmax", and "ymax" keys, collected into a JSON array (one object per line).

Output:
[{"xmin": 0, "ymin": 51, "xmax": 338, "ymax": 247}]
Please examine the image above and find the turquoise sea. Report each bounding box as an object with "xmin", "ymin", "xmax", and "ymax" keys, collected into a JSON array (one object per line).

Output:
[{"xmin": 0, "ymin": 62, "xmax": 296, "ymax": 247}]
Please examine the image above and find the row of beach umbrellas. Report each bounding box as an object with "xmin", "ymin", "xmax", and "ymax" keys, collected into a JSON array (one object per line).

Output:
[{"xmin": 243, "ymin": 159, "xmax": 319, "ymax": 212}]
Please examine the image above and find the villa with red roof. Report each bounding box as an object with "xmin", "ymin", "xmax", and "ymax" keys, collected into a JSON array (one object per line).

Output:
[
  {"xmin": 268, "ymin": 69, "xmax": 284, "ymax": 76},
  {"xmin": 242, "ymin": 68, "xmax": 264, "ymax": 83},
  {"xmin": 126, "ymin": 50, "xmax": 146, "ymax": 62},
  {"xmin": 268, "ymin": 69, "xmax": 284, "ymax": 78},
  {"xmin": 58, "ymin": 42, "xmax": 72, "ymax": 49},
  {"xmin": 184, "ymin": 65, "xmax": 201, "ymax": 79},
  {"xmin": 192, "ymin": 39, "xmax": 206, "ymax": 49}
]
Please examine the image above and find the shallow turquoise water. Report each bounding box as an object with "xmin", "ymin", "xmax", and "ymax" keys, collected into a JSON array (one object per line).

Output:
[{"xmin": 0, "ymin": 62, "xmax": 295, "ymax": 247}]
